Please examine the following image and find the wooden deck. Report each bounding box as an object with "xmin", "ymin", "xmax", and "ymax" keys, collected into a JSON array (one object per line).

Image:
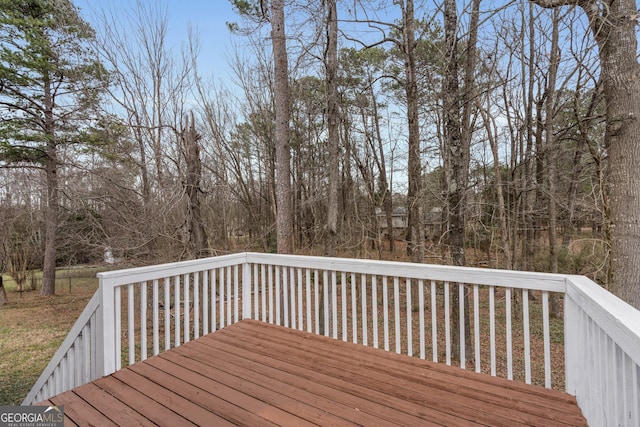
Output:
[{"xmin": 40, "ymin": 319, "xmax": 587, "ymax": 426}]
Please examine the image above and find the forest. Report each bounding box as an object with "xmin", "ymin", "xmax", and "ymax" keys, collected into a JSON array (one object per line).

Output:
[{"xmin": 0, "ymin": 0, "xmax": 639, "ymax": 310}]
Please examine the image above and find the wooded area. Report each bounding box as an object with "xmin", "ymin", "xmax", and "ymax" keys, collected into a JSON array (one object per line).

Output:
[{"xmin": 1, "ymin": 0, "xmax": 639, "ymax": 309}]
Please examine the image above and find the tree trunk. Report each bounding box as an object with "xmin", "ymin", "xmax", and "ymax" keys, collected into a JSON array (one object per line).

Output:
[
  {"xmin": 271, "ymin": 0, "xmax": 293, "ymax": 254},
  {"xmin": 41, "ymin": 71, "xmax": 57, "ymax": 297},
  {"xmin": 0, "ymin": 276, "xmax": 7, "ymax": 306},
  {"xmin": 182, "ymin": 112, "xmax": 209, "ymax": 258},
  {"xmin": 402, "ymin": 0, "xmax": 424, "ymax": 263},
  {"xmin": 325, "ymin": 0, "xmax": 339, "ymax": 257},
  {"xmin": 532, "ymin": 0, "xmax": 640, "ymax": 309}
]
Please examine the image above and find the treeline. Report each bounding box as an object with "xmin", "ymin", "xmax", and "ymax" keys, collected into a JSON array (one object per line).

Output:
[{"xmin": 1, "ymin": 0, "xmax": 638, "ymax": 308}]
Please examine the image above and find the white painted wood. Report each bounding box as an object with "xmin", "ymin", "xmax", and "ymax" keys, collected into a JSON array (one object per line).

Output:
[
  {"xmin": 203, "ymin": 270, "xmax": 209, "ymax": 335},
  {"xmin": 459, "ymin": 283, "xmax": 465, "ymax": 369},
  {"xmin": 128, "ymin": 284, "xmax": 135, "ymax": 365},
  {"xmin": 219, "ymin": 268, "xmax": 224, "ymax": 329},
  {"xmin": 332, "ymin": 271, "xmax": 338, "ymax": 339},
  {"xmin": 351, "ymin": 273, "xmax": 357, "ymax": 344},
  {"xmin": 542, "ymin": 291, "xmax": 551, "ymax": 388},
  {"xmin": 253, "ymin": 264, "xmax": 259, "ymax": 320},
  {"xmin": 298, "ymin": 269, "xmax": 304, "ymax": 331},
  {"xmin": 243, "ymin": 262, "xmax": 253, "ymax": 321},
  {"xmin": 445, "ymin": 282, "xmax": 451, "ymax": 366},
  {"xmin": 194, "ymin": 272, "xmax": 200, "ymax": 339},
  {"xmin": 115, "ymin": 286, "xmax": 122, "ymax": 371},
  {"xmin": 473, "ymin": 284, "xmax": 480, "ymax": 373},
  {"xmin": 372, "ymin": 275, "xmax": 378, "ymax": 349},
  {"xmin": 268, "ymin": 265, "xmax": 274, "ymax": 324},
  {"xmin": 184, "ymin": 274, "xmax": 190, "ymax": 343},
  {"xmin": 506, "ymin": 287, "xmax": 512, "ymax": 380},
  {"xmin": 174, "ymin": 276, "xmax": 181, "ymax": 346},
  {"xmin": 394, "ymin": 277, "xmax": 400, "ymax": 354},
  {"xmin": 314, "ymin": 269, "xmax": 319, "ymax": 335},
  {"xmin": 276, "ymin": 267, "xmax": 281, "ymax": 326},
  {"xmin": 523, "ymin": 289, "xmax": 531, "ymax": 384},
  {"xmin": 164, "ymin": 277, "xmax": 170, "ymax": 349},
  {"xmin": 234, "ymin": 265, "xmax": 239, "ymax": 323},
  {"xmin": 141, "ymin": 281, "xmax": 147, "ymax": 361},
  {"xmin": 431, "ymin": 280, "xmax": 437, "ymax": 363},
  {"xmin": 262, "ymin": 265, "xmax": 267, "ymax": 324},
  {"xmin": 361, "ymin": 274, "xmax": 367, "ymax": 346},
  {"xmin": 406, "ymin": 278, "xmax": 412, "ymax": 357},
  {"xmin": 306, "ymin": 269, "xmax": 312, "ymax": 333},
  {"xmin": 323, "ymin": 270, "xmax": 329, "ymax": 336},
  {"xmin": 489, "ymin": 286, "xmax": 496, "ymax": 376},
  {"xmin": 383, "ymin": 276, "xmax": 389, "ymax": 352},
  {"xmin": 419, "ymin": 279, "xmax": 425, "ymax": 360},
  {"xmin": 152, "ymin": 279, "xmax": 159, "ymax": 355},
  {"xmin": 341, "ymin": 272, "xmax": 347, "ymax": 341},
  {"xmin": 211, "ymin": 269, "xmax": 217, "ymax": 332},
  {"xmin": 284, "ymin": 267, "xmax": 291, "ymax": 328}
]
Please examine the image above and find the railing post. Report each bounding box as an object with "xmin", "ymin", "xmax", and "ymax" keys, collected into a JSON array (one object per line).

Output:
[
  {"xmin": 242, "ymin": 260, "xmax": 252, "ymax": 319},
  {"xmin": 98, "ymin": 274, "xmax": 117, "ymax": 377},
  {"xmin": 564, "ymin": 292, "xmax": 579, "ymax": 396}
]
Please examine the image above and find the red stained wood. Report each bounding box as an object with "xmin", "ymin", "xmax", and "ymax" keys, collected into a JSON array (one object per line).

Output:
[{"xmin": 39, "ymin": 319, "xmax": 587, "ymax": 426}]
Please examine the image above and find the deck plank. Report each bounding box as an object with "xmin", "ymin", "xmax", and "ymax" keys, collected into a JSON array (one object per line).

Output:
[{"xmin": 39, "ymin": 319, "xmax": 587, "ymax": 427}]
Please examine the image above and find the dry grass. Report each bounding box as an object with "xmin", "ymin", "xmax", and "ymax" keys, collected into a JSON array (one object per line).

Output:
[{"xmin": 0, "ymin": 269, "xmax": 100, "ymax": 405}]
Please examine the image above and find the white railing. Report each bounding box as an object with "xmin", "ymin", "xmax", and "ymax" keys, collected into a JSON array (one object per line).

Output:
[{"xmin": 23, "ymin": 252, "xmax": 640, "ymax": 426}]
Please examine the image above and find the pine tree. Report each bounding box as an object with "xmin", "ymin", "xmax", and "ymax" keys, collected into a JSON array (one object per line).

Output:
[{"xmin": 0, "ymin": 0, "xmax": 105, "ymax": 295}]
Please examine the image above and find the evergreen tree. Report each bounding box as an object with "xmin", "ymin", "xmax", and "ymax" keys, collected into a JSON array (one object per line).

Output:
[{"xmin": 0, "ymin": 0, "xmax": 105, "ymax": 295}]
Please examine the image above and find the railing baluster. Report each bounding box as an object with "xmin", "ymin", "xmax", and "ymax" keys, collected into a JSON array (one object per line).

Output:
[
  {"xmin": 128, "ymin": 284, "xmax": 135, "ymax": 365},
  {"xmin": 351, "ymin": 273, "xmax": 357, "ymax": 344},
  {"xmin": 314, "ymin": 269, "xmax": 319, "ymax": 335},
  {"xmin": 489, "ymin": 285, "xmax": 496, "ymax": 376},
  {"xmin": 332, "ymin": 271, "xmax": 338, "ymax": 339},
  {"xmin": 211, "ymin": 269, "xmax": 217, "ymax": 332},
  {"xmin": 174, "ymin": 276, "xmax": 180, "ymax": 347},
  {"xmin": 406, "ymin": 278, "xmax": 412, "ymax": 357},
  {"xmin": 431, "ymin": 280, "xmax": 437, "ymax": 363},
  {"xmin": 419, "ymin": 279, "xmax": 425, "ymax": 360},
  {"xmin": 164, "ymin": 278, "xmax": 170, "ymax": 350},
  {"xmin": 459, "ymin": 283, "xmax": 465, "ymax": 369},
  {"xmin": 219, "ymin": 268, "xmax": 224, "ymax": 329},
  {"xmin": 383, "ymin": 276, "xmax": 389, "ymax": 352},
  {"xmin": 298, "ymin": 268, "xmax": 304, "ymax": 331},
  {"xmin": 268, "ymin": 265, "xmax": 274, "ymax": 324},
  {"xmin": 361, "ymin": 274, "xmax": 368, "ymax": 346},
  {"xmin": 542, "ymin": 291, "xmax": 551, "ymax": 387},
  {"xmin": 140, "ymin": 281, "xmax": 147, "ymax": 361},
  {"xmin": 194, "ymin": 271, "xmax": 200, "ymax": 339},
  {"xmin": 506, "ymin": 287, "xmax": 513, "ymax": 380},
  {"xmin": 184, "ymin": 274, "xmax": 190, "ymax": 343},
  {"xmin": 283, "ymin": 267, "xmax": 290, "ymax": 328},
  {"xmin": 254, "ymin": 264, "xmax": 259, "ymax": 320},
  {"xmin": 372, "ymin": 275, "xmax": 378, "ymax": 349},
  {"xmin": 276, "ymin": 267, "xmax": 281, "ymax": 326},
  {"xmin": 115, "ymin": 286, "xmax": 122, "ymax": 371},
  {"xmin": 323, "ymin": 270, "xmax": 329, "ymax": 336},
  {"xmin": 262, "ymin": 265, "xmax": 267, "ymax": 323},
  {"xmin": 234, "ymin": 265, "xmax": 239, "ymax": 323},
  {"xmin": 306, "ymin": 268, "xmax": 312, "ymax": 333},
  {"xmin": 523, "ymin": 289, "xmax": 531, "ymax": 384},
  {"xmin": 445, "ymin": 281, "xmax": 451, "ymax": 366},
  {"xmin": 394, "ymin": 276, "xmax": 400, "ymax": 354},
  {"xmin": 226, "ymin": 266, "xmax": 232, "ymax": 326},
  {"xmin": 152, "ymin": 279, "xmax": 159, "ymax": 355},
  {"xmin": 203, "ymin": 270, "xmax": 209, "ymax": 335},
  {"xmin": 474, "ymin": 284, "xmax": 480, "ymax": 373},
  {"xmin": 341, "ymin": 272, "xmax": 347, "ymax": 341}
]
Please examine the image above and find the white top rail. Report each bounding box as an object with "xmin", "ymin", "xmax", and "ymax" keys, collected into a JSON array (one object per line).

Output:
[{"xmin": 245, "ymin": 252, "xmax": 567, "ymax": 292}]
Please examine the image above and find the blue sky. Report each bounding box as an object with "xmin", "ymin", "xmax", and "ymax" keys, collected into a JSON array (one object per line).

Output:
[{"xmin": 74, "ymin": 0, "xmax": 241, "ymax": 80}]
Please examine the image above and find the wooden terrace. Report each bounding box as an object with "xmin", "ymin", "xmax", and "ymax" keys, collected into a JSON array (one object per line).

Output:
[
  {"xmin": 23, "ymin": 253, "xmax": 640, "ymax": 426},
  {"xmin": 40, "ymin": 320, "xmax": 586, "ymax": 426}
]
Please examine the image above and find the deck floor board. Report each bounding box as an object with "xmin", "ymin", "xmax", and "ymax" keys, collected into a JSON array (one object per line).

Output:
[{"xmin": 41, "ymin": 319, "xmax": 587, "ymax": 426}]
